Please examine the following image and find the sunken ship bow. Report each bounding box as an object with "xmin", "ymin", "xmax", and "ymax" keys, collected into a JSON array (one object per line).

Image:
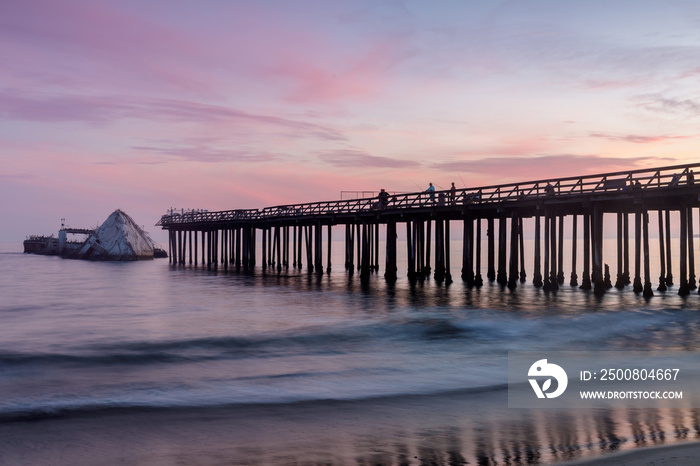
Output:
[{"xmin": 24, "ymin": 210, "xmax": 167, "ymax": 260}]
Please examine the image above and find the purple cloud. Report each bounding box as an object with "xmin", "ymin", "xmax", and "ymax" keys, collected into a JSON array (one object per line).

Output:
[{"xmin": 319, "ymin": 149, "xmax": 420, "ymax": 168}]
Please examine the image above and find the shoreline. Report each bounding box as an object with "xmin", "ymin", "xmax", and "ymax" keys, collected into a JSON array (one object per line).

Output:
[
  {"xmin": 562, "ymin": 440, "xmax": 700, "ymax": 465},
  {"xmin": 0, "ymin": 390, "xmax": 698, "ymax": 465}
]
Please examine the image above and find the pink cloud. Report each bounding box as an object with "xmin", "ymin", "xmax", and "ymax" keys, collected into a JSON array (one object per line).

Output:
[
  {"xmin": 433, "ymin": 155, "xmax": 662, "ymax": 184},
  {"xmin": 589, "ymin": 132, "xmax": 697, "ymax": 144},
  {"xmin": 0, "ymin": 90, "xmax": 347, "ymax": 142}
]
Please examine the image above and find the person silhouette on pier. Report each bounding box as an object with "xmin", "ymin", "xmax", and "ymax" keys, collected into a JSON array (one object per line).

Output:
[
  {"xmin": 545, "ymin": 183, "xmax": 555, "ymax": 196},
  {"xmin": 377, "ymin": 189, "xmax": 389, "ymax": 209},
  {"xmin": 449, "ymin": 182, "xmax": 457, "ymax": 204},
  {"xmin": 426, "ymin": 182, "xmax": 435, "ymax": 203}
]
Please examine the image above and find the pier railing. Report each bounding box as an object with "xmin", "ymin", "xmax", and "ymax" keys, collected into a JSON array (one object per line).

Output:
[{"xmin": 157, "ymin": 163, "xmax": 700, "ymax": 227}]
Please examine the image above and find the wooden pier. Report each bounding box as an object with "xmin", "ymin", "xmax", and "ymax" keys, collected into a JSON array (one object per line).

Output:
[{"xmin": 157, "ymin": 163, "xmax": 700, "ymax": 296}]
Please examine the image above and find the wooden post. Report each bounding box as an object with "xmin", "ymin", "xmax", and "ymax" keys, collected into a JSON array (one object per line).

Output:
[
  {"xmin": 356, "ymin": 223, "xmax": 362, "ymax": 272},
  {"xmin": 305, "ymin": 226, "xmax": 313, "ymax": 273},
  {"xmin": 497, "ymin": 215, "xmax": 507, "ymax": 285},
  {"xmin": 406, "ymin": 220, "xmax": 416, "ymax": 281},
  {"xmin": 633, "ymin": 211, "xmax": 643, "ymax": 293},
  {"xmin": 276, "ymin": 226, "xmax": 283, "ymax": 272},
  {"xmin": 570, "ymin": 215, "xmax": 578, "ymax": 286},
  {"xmin": 297, "ymin": 226, "xmax": 303, "ymax": 270},
  {"xmin": 445, "ymin": 220, "xmax": 452, "ymax": 284},
  {"xmin": 434, "ymin": 219, "xmax": 445, "ymax": 282},
  {"xmin": 168, "ymin": 230, "xmax": 174, "ymax": 265},
  {"xmin": 643, "ymin": 211, "xmax": 653, "ymax": 298},
  {"xmin": 315, "ymin": 222, "xmax": 323, "ymax": 275},
  {"xmin": 688, "ymin": 208, "xmax": 696, "ymax": 290},
  {"xmin": 462, "ymin": 216, "xmax": 474, "ymax": 285},
  {"xmin": 487, "ymin": 217, "xmax": 495, "ymax": 281},
  {"xmin": 543, "ymin": 213, "xmax": 551, "ymax": 291},
  {"xmin": 194, "ymin": 229, "xmax": 198, "ymax": 266},
  {"xmin": 557, "ymin": 215, "xmax": 564, "ymax": 285},
  {"xmin": 614, "ymin": 213, "xmax": 624, "ymax": 289},
  {"xmin": 507, "ymin": 211, "xmax": 518, "ymax": 289},
  {"xmin": 679, "ymin": 207, "xmax": 690, "ymax": 296},
  {"xmin": 374, "ymin": 223, "xmax": 380, "ymax": 272},
  {"xmin": 580, "ymin": 211, "xmax": 591, "ymax": 290},
  {"xmin": 189, "ymin": 231, "xmax": 193, "ymax": 265},
  {"xmin": 475, "ymin": 217, "xmax": 483, "ymax": 286},
  {"xmin": 665, "ymin": 210, "xmax": 673, "ymax": 286},
  {"xmin": 657, "ymin": 210, "xmax": 667, "ymax": 291},
  {"xmin": 550, "ymin": 210, "xmax": 559, "ymax": 291},
  {"xmin": 623, "ymin": 213, "xmax": 630, "ymax": 285},
  {"xmin": 425, "ymin": 219, "xmax": 432, "ymax": 278},
  {"xmin": 176, "ymin": 230, "xmax": 182, "ymax": 265},
  {"xmin": 327, "ymin": 224, "xmax": 332, "ymax": 274},
  {"xmin": 345, "ymin": 224, "xmax": 353, "ymax": 273},
  {"xmin": 385, "ymin": 219, "xmax": 397, "ymax": 282},
  {"xmin": 223, "ymin": 228, "xmax": 228, "ymax": 270},
  {"xmin": 360, "ymin": 223, "xmax": 370, "ymax": 280},
  {"xmin": 593, "ymin": 204, "xmax": 605, "ymax": 296},
  {"xmin": 533, "ymin": 215, "xmax": 543, "ymax": 288},
  {"xmin": 519, "ymin": 217, "xmax": 526, "ymax": 283}
]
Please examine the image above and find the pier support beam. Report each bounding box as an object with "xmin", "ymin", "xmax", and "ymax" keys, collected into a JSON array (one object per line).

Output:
[
  {"xmin": 360, "ymin": 223, "xmax": 371, "ymax": 281},
  {"xmin": 461, "ymin": 216, "xmax": 474, "ymax": 286},
  {"xmin": 407, "ymin": 220, "xmax": 416, "ymax": 282},
  {"xmin": 615, "ymin": 213, "xmax": 625, "ymax": 289},
  {"xmin": 519, "ymin": 217, "xmax": 526, "ymax": 283},
  {"xmin": 549, "ymin": 211, "xmax": 559, "ymax": 291},
  {"xmin": 633, "ymin": 211, "xmax": 643, "ymax": 293},
  {"xmin": 557, "ymin": 215, "xmax": 565, "ymax": 285},
  {"xmin": 570, "ymin": 215, "xmax": 578, "ymax": 286},
  {"xmin": 543, "ymin": 213, "xmax": 551, "ymax": 291},
  {"xmin": 434, "ymin": 219, "xmax": 446, "ymax": 283},
  {"xmin": 643, "ymin": 211, "xmax": 654, "ymax": 298},
  {"xmin": 533, "ymin": 215, "xmax": 543, "ymax": 288},
  {"xmin": 497, "ymin": 215, "xmax": 508, "ymax": 285},
  {"xmin": 580, "ymin": 211, "xmax": 592, "ymax": 290},
  {"xmin": 384, "ymin": 220, "xmax": 397, "ymax": 282},
  {"xmin": 487, "ymin": 218, "xmax": 495, "ymax": 282},
  {"xmin": 689, "ymin": 208, "xmax": 696, "ymax": 290},
  {"xmin": 665, "ymin": 210, "xmax": 673, "ymax": 286},
  {"xmin": 657, "ymin": 210, "xmax": 667, "ymax": 291},
  {"xmin": 474, "ymin": 218, "xmax": 483, "ymax": 286},
  {"xmin": 679, "ymin": 207, "xmax": 690, "ymax": 296},
  {"xmin": 592, "ymin": 204, "xmax": 605, "ymax": 296},
  {"xmin": 507, "ymin": 211, "xmax": 519, "ymax": 289}
]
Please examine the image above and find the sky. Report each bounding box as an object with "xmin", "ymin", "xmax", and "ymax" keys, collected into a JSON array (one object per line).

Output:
[{"xmin": 2, "ymin": 0, "xmax": 700, "ymax": 244}]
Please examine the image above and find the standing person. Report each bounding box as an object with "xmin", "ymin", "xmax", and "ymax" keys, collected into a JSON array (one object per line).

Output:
[
  {"xmin": 377, "ymin": 189, "xmax": 389, "ymax": 209},
  {"xmin": 426, "ymin": 182, "xmax": 435, "ymax": 203},
  {"xmin": 449, "ymin": 182, "xmax": 457, "ymax": 204}
]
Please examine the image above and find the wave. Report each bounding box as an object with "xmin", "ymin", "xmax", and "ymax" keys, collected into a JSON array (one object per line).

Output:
[
  {"xmin": 0, "ymin": 309, "xmax": 690, "ymax": 370},
  {"xmin": 0, "ymin": 381, "xmax": 510, "ymax": 422}
]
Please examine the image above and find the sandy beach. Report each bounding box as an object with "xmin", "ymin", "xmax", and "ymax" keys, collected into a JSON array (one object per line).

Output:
[
  {"xmin": 1, "ymin": 389, "xmax": 698, "ymax": 465},
  {"xmin": 564, "ymin": 441, "xmax": 700, "ymax": 466}
]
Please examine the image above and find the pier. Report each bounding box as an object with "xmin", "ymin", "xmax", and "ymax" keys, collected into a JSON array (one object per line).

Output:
[{"xmin": 157, "ymin": 163, "xmax": 700, "ymax": 296}]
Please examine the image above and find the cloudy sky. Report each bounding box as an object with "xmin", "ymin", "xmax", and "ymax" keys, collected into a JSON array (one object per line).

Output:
[{"xmin": 2, "ymin": 0, "xmax": 700, "ymax": 243}]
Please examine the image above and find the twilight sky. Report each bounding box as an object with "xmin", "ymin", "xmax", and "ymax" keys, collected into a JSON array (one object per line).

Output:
[{"xmin": 2, "ymin": 0, "xmax": 700, "ymax": 243}]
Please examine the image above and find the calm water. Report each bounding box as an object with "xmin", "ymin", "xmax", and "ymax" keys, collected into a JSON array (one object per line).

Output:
[{"xmin": 2, "ymin": 240, "xmax": 700, "ymax": 463}]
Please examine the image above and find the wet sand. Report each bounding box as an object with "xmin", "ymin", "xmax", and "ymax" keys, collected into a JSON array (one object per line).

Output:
[
  {"xmin": 1, "ymin": 389, "xmax": 698, "ymax": 465},
  {"xmin": 563, "ymin": 441, "xmax": 700, "ymax": 465}
]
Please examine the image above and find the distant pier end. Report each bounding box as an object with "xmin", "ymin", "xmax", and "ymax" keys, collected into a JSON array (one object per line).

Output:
[{"xmin": 157, "ymin": 163, "xmax": 700, "ymax": 297}]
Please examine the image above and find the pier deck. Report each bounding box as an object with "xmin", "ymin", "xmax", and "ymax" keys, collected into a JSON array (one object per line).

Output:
[{"xmin": 157, "ymin": 163, "xmax": 700, "ymax": 296}]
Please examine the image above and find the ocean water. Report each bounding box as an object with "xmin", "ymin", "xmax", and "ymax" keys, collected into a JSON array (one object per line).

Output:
[{"xmin": 2, "ymin": 239, "xmax": 700, "ymax": 463}]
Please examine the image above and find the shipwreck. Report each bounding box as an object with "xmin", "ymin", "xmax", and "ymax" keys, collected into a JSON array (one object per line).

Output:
[{"xmin": 24, "ymin": 210, "xmax": 167, "ymax": 260}]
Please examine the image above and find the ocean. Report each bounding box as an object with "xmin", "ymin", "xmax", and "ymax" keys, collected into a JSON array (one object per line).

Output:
[{"xmin": 2, "ymin": 238, "xmax": 700, "ymax": 465}]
